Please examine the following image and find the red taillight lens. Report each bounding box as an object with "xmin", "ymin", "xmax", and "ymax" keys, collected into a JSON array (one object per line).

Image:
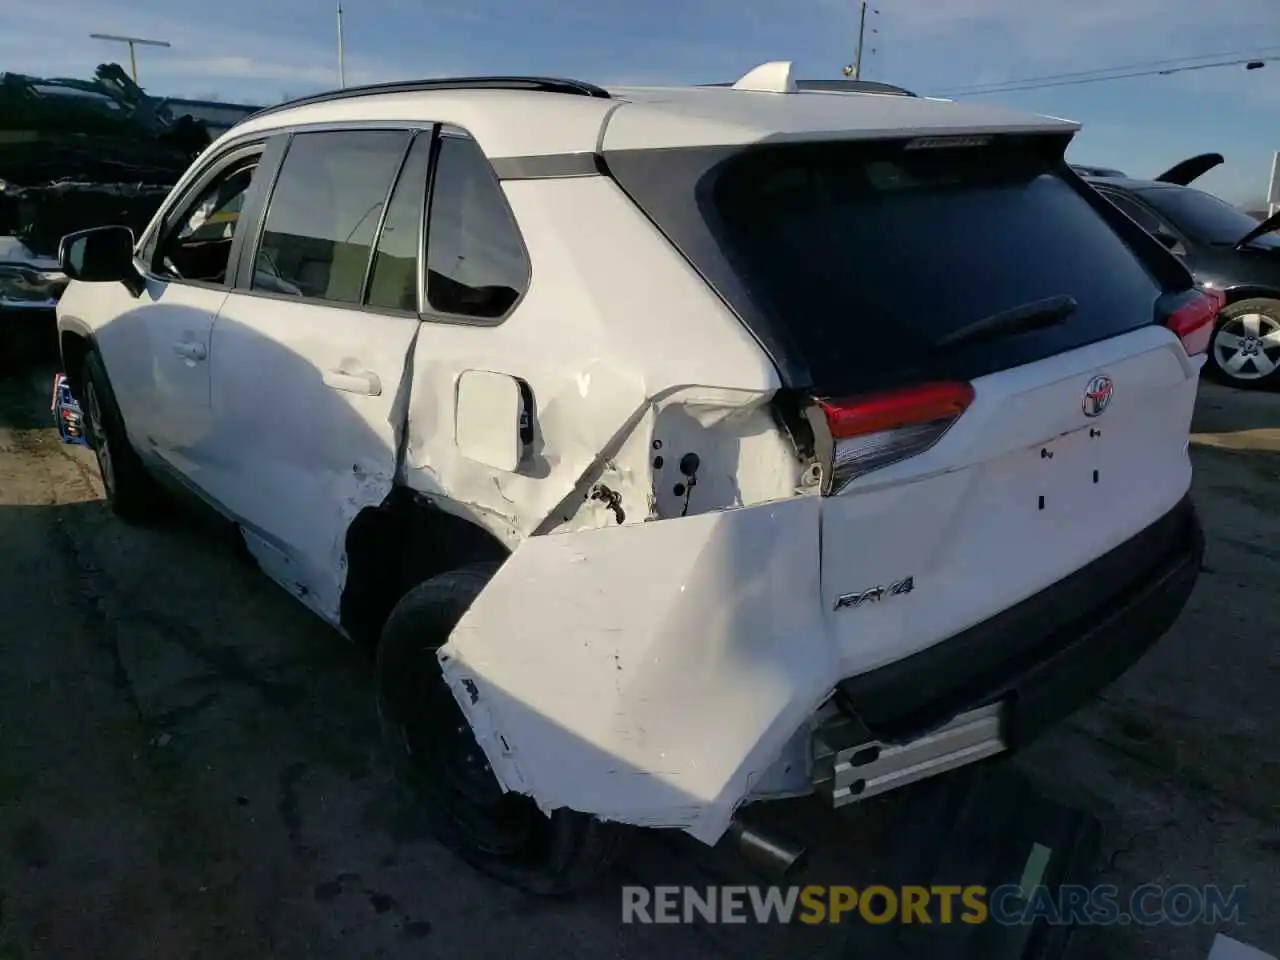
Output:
[
  {"xmin": 816, "ymin": 381, "xmax": 974, "ymax": 491},
  {"xmin": 1164, "ymin": 288, "xmax": 1223, "ymax": 357}
]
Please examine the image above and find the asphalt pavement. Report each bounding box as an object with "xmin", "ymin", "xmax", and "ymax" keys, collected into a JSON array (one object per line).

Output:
[{"xmin": 0, "ymin": 353, "xmax": 1276, "ymax": 960}]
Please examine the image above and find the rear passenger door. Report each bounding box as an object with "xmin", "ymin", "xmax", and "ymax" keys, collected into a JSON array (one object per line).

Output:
[{"xmin": 204, "ymin": 126, "xmax": 431, "ymax": 621}]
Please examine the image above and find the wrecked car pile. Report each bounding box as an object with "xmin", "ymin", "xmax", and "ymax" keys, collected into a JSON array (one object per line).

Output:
[{"xmin": 1, "ymin": 63, "xmax": 240, "ymax": 313}]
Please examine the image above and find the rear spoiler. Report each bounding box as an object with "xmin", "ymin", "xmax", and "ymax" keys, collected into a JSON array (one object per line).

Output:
[
  {"xmin": 1154, "ymin": 153, "xmax": 1224, "ymax": 186},
  {"xmin": 1235, "ymin": 208, "xmax": 1280, "ymax": 250}
]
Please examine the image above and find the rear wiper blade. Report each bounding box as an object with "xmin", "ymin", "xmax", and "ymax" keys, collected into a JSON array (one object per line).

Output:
[{"xmin": 933, "ymin": 294, "xmax": 1078, "ymax": 349}]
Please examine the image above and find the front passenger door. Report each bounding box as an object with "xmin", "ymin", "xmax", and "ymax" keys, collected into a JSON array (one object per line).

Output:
[{"xmin": 133, "ymin": 142, "xmax": 274, "ymax": 476}]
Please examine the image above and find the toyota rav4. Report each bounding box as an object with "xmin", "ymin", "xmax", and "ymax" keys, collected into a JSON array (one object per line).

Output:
[{"xmin": 54, "ymin": 61, "xmax": 1209, "ymax": 894}]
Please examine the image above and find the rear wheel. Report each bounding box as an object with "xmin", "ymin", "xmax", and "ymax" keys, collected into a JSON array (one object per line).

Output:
[
  {"xmin": 1205, "ymin": 298, "xmax": 1280, "ymax": 389},
  {"xmin": 80, "ymin": 350, "xmax": 164, "ymax": 522},
  {"xmin": 375, "ymin": 563, "xmax": 629, "ymax": 895}
]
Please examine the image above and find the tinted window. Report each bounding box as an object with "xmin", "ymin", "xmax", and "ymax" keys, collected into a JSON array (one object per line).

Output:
[
  {"xmin": 254, "ymin": 130, "xmax": 409, "ymax": 303},
  {"xmin": 156, "ymin": 154, "xmax": 260, "ymax": 284},
  {"xmin": 704, "ymin": 140, "xmax": 1162, "ymax": 391},
  {"xmin": 366, "ymin": 134, "xmax": 431, "ymax": 312},
  {"xmin": 425, "ymin": 135, "xmax": 528, "ymax": 319},
  {"xmin": 1101, "ymin": 191, "xmax": 1165, "ymax": 235},
  {"xmin": 1137, "ymin": 186, "xmax": 1267, "ymax": 245}
]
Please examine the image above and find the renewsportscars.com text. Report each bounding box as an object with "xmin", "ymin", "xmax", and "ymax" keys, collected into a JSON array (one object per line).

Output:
[{"xmin": 621, "ymin": 884, "xmax": 1247, "ymax": 926}]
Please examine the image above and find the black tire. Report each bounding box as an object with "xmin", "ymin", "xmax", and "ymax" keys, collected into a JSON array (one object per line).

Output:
[
  {"xmin": 1204, "ymin": 298, "xmax": 1280, "ymax": 389},
  {"xmin": 80, "ymin": 349, "xmax": 164, "ymax": 522},
  {"xmin": 376, "ymin": 563, "xmax": 629, "ymax": 895}
]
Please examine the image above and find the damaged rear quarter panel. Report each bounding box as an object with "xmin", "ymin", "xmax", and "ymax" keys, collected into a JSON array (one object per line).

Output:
[
  {"xmin": 399, "ymin": 173, "xmax": 783, "ymax": 539},
  {"xmin": 438, "ymin": 493, "xmax": 830, "ymax": 844},
  {"xmin": 400, "ymin": 173, "xmax": 830, "ymax": 841}
]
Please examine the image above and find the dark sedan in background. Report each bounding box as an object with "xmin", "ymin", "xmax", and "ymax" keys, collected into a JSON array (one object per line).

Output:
[{"xmin": 1075, "ymin": 154, "xmax": 1280, "ymax": 388}]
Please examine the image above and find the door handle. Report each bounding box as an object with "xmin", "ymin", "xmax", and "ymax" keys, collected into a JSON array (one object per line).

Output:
[
  {"xmin": 322, "ymin": 369, "xmax": 382, "ymax": 397},
  {"xmin": 173, "ymin": 342, "xmax": 207, "ymax": 361}
]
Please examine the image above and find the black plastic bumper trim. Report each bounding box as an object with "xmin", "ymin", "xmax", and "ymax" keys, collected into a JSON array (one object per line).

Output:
[{"xmin": 836, "ymin": 494, "xmax": 1203, "ymax": 744}]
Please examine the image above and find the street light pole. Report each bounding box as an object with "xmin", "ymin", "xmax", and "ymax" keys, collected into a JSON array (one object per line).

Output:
[
  {"xmin": 89, "ymin": 33, "xmax": 171, "ymax": 85},
  {"xmin": 337, "ymin": 3, "xmax": 346, "ymax": 88}
]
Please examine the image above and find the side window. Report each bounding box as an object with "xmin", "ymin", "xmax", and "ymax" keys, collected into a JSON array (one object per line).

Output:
[
  {"xmin": 1101, "ymin": 191, "xmax": 1165, "ymax": 235},
  {"xmin": 366, "ymin": 134, "xmax": 432, "ymax": 312},
  {"xmin": 254, "ymin": 130, "xmax": 410, "ymax": 303},
  {"xmin": 155, "ymin": 152, "xmax": 261, "ymax": 285},
  {"xmin": 425, "ymin": 134, "xmax": 529, "ymax": 320}
]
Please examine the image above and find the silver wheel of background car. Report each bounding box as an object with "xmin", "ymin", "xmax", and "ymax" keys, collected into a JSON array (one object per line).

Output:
[
  {"xmin": 83, "ymin": 379, "xmax": 115, "ymax": 496},
  {"xmin": 1212, "ymin": 312, "xmax": 1280, "ymax": 382}
]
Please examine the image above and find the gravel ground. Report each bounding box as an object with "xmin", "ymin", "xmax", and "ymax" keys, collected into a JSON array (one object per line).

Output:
[{"xmin": 0, "ymin": 350, "xmax": 1276, "ymax": 960}]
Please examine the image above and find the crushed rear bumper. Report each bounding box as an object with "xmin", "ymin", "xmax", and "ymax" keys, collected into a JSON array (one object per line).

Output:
[
  {"xmin": 440, "ymin": 494, "xmax": 1203, "ymax": 844},
  {"xmin": 811, "ymin": 493, "xmax": 1203, "ymax": 806}
]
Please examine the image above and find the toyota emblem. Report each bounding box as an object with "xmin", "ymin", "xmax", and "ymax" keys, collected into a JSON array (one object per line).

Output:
[{"xmin": 1082, "ymin": 375, "xmax": 1114, "ymax": 418}]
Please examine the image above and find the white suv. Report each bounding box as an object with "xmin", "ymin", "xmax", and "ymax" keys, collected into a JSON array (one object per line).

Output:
[{"xmin": 55, "ymin": 61, "xmax": 1211, "ymax": 894}]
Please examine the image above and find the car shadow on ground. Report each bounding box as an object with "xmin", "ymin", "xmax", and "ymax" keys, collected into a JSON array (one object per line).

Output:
[
  {"xmin": 2, "ymin": 345, "xmax": 1277, "ymax": 959},
  {"xmin": 0, "ymin": 437, "xmax": 1006, "ymax": 960},
  {"xmin": 0, "ymin": 351, "xmax": 937, "ymax": 960},
  {"xmin": 1014, "ymin": 378, "xmax": 1280, "ymax": 959}
]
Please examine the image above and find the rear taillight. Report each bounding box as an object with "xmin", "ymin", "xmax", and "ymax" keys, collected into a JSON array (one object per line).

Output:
[
  {"xmin": 1163, "ymin": 287, "xmax": 1224, "ymax": 357},
  {"xmin": 814, "ymin": 381, "xmax": 974, "ymax": 492}
]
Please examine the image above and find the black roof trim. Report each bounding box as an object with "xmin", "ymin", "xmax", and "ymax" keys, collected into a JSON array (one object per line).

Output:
[
  {"xmin": 795, "ymin": 79, "xmax": 917, "ymax": 97},
  {"xmin": 701, "ymin": 78, "xmax": 917, "ymax": 97},
  {"xmin": 246, "ymin": 76, "xmax": 612, "ymax": 122},
  {"xmin": 1070, "ymin": 164, "xmax": 1128, "ymax": 179}
]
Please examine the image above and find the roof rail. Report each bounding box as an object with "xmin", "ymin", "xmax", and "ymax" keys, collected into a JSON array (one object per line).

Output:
[
  {"xmin": 247, "ymin": 75, "xmax": 612, "ymax": 122},
  {"xmin": 795, "ymin": 79, "xmax": 917, "ymax": 97},
  {"xmin": 702, "ymin": 77, "xmax": 918, "ymax": 97}
]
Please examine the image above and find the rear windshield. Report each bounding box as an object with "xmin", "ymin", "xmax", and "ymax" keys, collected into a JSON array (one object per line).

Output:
[
  {"xmin": 1136, "ymin": 186, "xmax": 1270, "ymax": 246},
  {"xmin": 608, "ymin": 137, "xmax": 1169, "ymax": 392}
]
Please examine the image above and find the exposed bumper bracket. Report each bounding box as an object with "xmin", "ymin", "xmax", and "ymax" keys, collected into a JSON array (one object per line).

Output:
[{"xmin": 812, "ymin": 702, "xmax": 1006, "ymax": 807}]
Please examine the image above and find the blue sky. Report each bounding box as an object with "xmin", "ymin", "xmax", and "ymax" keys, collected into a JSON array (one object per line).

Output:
[{"xmin": 4, "ymin": 0, "xmax": 1277, "ymax": 205}]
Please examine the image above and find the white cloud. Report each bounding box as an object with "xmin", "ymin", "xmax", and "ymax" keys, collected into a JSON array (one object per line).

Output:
[
  {"xmin": 7, "ymin": 0, "xmax": 1274, "ymax": 100},
  {"xmin": 1, "ymin": 0, "xmax": 1271, "ymax": 201},
  {"xmin": 0, "ymin": 0, "xmax": 425, "ymax": 101}
]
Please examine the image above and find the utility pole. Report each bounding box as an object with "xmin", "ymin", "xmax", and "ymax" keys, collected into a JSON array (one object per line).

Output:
[
  {"xmin": 89, "ymin": 33, "xmax": 171, "ymax": 85},
  {"xmin": 843, "ymin": 3, "xmax": 878, "ymax": 80},
  {"xmin": 336, "ymin": 3, "xmax": 346, "ymax": 88},
  {"xmin": 854, "ymin": 2, "xmax": 868, "ymax": 80}
]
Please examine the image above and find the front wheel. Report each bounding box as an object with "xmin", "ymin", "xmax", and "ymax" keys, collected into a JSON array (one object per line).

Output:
[
  {"xmin": 80, "ymin": 350, "xmax": 164, "ymax": 522},
  {"xmin": 1205, "ymin": 298, "xmax": 1280, "ymax": 389},
  {"xmin": 375, "ymin": 563, "xmax": 629, "ymax": 895}
]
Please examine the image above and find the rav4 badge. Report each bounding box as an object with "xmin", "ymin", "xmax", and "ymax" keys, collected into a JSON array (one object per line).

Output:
[
  {"xmin": 834, "ymin": 576, "xmax": 914, "ymax": 611},
  {"xmin": 1082, "ymin": 375, "xmax": 1114, "ymax": 418}
]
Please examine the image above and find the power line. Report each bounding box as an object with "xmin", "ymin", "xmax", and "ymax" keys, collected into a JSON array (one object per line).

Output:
[
  {"xmin": 944, "ymin": 44, "xmax": 1280, "ymax": 94},
  {"xmin": 945, "ymin": 56, "xmax": 1276, "ymax": 95},
  {"xmin": 939, "ymin": 45, "xmax": 1280, "ymax": 96},
  {"xmin": 940, "ymin": 44, "xmax": 1280, "ymax": 94}
]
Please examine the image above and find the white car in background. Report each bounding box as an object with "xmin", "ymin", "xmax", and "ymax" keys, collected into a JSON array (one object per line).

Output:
[{"xmin": 55, "ymin": 61, "xmax": 1209, "ymax": 894}]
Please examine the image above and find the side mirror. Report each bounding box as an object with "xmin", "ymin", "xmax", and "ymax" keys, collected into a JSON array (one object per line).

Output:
[
  {"xmin": 1153, "ymin": 229, "xmax": 1180, "ymax": 251},
  {"xmin": 58, "ymin": 226, "xmax": 143, "ymax": 295}
]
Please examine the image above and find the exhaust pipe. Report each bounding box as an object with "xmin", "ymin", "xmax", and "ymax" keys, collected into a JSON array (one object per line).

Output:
[{"xmin": 727, "ymin": 818, "xmax": 809, "ymax": 879}]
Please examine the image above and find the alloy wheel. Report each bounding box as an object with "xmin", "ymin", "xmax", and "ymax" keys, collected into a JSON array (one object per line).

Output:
[{"xmin": 1213, "ymin": 312, "xmax": 1280, "ymax": 382}]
